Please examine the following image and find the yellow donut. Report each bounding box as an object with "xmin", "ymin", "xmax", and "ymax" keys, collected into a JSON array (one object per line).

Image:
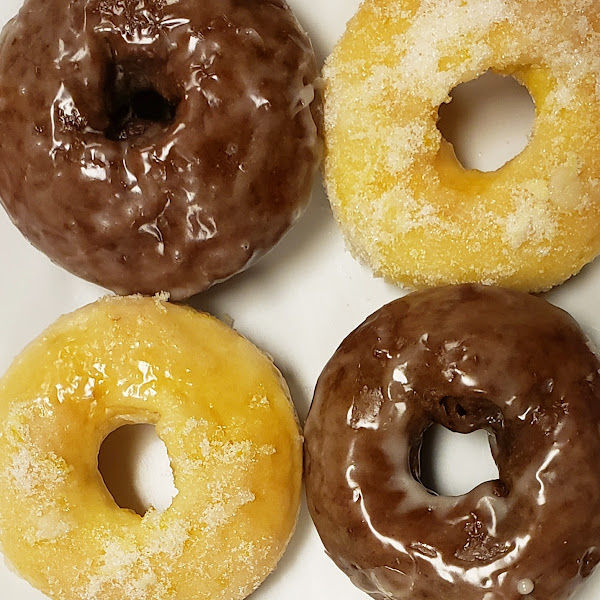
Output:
[
  {"xmin": 0, "ymin": 296, "xmax": 302, "ymax": 600},
  {"xmin": 324, "ymin": 0, "xmax": 600, "ymax": 291}
]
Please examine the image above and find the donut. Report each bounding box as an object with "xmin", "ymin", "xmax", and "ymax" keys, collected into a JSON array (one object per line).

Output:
[
  {"xmin": 323, "ymin": 0, "xmax": 600, "ymax": 292},
  {"xmin": 304, "ymin": 284, "xmax": 600, "ymax": 600},
  {"xmin": 0, "ymin": 0, "xmax": 321, "ymax": 300},
  {"xmin": 0, "ymin": 295, "xmax": 302, "ymax": 600}
]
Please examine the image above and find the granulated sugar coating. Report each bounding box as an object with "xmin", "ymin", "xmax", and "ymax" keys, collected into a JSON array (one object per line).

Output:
[
  {"xmin": 0, "ymin": 295, "xmax": 302, "ymax": 600},
  {"xmin": 324, "ymin": 0, "xmax": 600, "ymax": 291}
]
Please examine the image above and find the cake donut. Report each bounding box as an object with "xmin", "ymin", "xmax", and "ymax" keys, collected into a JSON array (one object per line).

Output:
[
  {"xmin": 0, "ymin": 295, "xmax": 302, "ymax": 600},
  {"xmin": 304, "ymin": 284, "xmax": 600, "ymax": 600},
  {"xmin": 324, "ymin": 0, "xmax": 600, "ymax": 292},
  {"xmin": 0, "ymin": 0, "xmax": 322, "ymax": 300}
]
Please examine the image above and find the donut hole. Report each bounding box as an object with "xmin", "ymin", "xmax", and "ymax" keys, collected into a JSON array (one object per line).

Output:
[
  {"xmin": 104, "ymin": 60, "xmax": 180, "ymax": 141},
  {"xmin": 418, "ymin": 424, "xmax": 499, "ymax": 497},
  {"xmin": 130, "ymin": 88, "xmax": 178, "ymax": 123},
  {"xmin": 98, "ymin": 423, "xmax": 178, "ymax": 516},
  {"xmin": 437, "ymin": 71, "xmax": 535, "ymax": 172}
]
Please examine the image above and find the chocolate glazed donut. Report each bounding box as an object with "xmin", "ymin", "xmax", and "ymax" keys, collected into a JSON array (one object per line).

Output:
[
  {"xmin": 0, "ymin": 0, "xmax": 321, "ymax": 300},
  {"xmin": 304, "ymin": 285, "xmax": 600, "ymax": 600}
]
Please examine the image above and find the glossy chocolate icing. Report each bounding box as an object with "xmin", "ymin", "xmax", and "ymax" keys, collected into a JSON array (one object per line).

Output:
[
  {"xmin": 0, "ymin": 0, "xmax": 321, "ymax": 300},
  {"xmin": 305, "ymin": 285, "xmax": 600, "ymax": 600}
]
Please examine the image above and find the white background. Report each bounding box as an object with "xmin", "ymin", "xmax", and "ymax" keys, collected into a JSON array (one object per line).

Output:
[{"xmin": 1, "ymin": 0, "xmax": 600, "ymax": 598}]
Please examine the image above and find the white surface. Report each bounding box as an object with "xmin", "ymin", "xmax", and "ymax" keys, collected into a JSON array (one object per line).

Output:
[
  {"xmin": 437, "ymin": 70, "xmax": 536, "ymax": 172},
  {"xmin": 98, "ymin": 424, "xmax": 178, "ymax": 516},
  {"xmin": 1, "ymin": 1, "xmax": 600, "ymax": 599}
]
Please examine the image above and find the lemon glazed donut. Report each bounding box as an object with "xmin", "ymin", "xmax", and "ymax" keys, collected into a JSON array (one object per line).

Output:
[
  {"xmin": 0, "ymin": 296, "xmax": 302, "ymax": 600},
  {"xmin": 0, "ymin": 0, "xmax": 322, "ymax": 300},
  {"xmin": 324, "ymin": 0, "xmax": 600, "ymax": 292},
  {"xmin": 305, "ymin": 285, "xmax": 600, "ymax": 600}
]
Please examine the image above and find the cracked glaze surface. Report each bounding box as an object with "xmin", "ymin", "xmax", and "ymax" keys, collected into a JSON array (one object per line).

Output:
[
  {"xmin": 0, "ymin": 0, "xmax": 321, "ymax": 300},
  {"xmin": 305, "ymin": 284, "xmax": 600, "ymax": 600}
]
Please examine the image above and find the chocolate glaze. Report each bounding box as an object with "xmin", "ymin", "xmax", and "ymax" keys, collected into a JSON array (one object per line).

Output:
[
  {"xmin": 0, "ymin": 0, "xmax": 321, "ymax": 300},
  {"xmin": 305, "ymin": 285, "xmax": 600, "ymax": 600}
]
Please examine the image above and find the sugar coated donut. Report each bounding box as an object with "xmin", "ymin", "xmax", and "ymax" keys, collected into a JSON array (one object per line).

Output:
[
  {"xmin": 0, "ymin": 295, "xmax": 302, "ymax": 600},
  {"xmin": 0, "ymin": 0, "xmax": 322, "ymax": 300},
  {"xmin": 324, "ymin": 0, "xmax": 600, "ymax": 292},
  {"xmin": 305, "ymin": 285, "xmax": 600, "ymax": 600}
]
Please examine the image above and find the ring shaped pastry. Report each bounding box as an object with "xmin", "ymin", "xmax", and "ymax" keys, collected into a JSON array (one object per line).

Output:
[
  {"xmin": 305, "ymin": 285, "xmax": 600, "ymax": 600},
  {"xmin": 0, "ymin": 0, "xmax": 322, "ymax": 300},
  {"xmin": 0, "ymin": 296, "xmax": 302, "ymax": 600},
  {"xmin": 324, "ymin": 0, "xmax": 600, "ymax": 292}
]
